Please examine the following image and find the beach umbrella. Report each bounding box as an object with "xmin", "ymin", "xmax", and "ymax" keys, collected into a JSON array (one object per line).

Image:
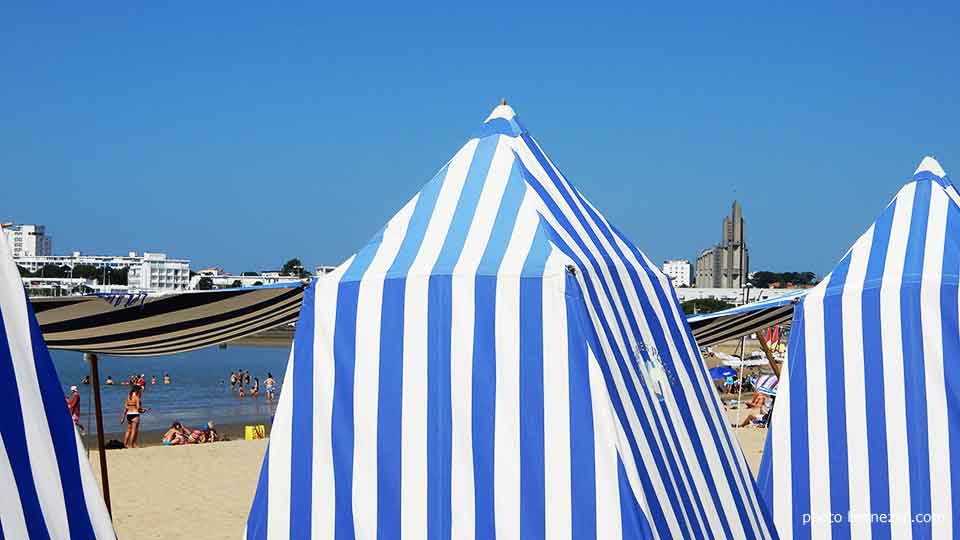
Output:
[
  {"xmin": 245, "ymin": 103, "xmax": 774, "ymax": 539},
  {"xmin": 709, "ymin": 366, "xmax": 737, "ymax": 379},
  {"xmin": 0, "ymin": 230, "xmax": 115, "ymax": 537},
  {"xmin": 757, "ymin": 156, "xmax": 960, "ymax": 538}
]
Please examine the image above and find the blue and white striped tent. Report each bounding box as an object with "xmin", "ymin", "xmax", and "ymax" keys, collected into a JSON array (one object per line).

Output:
[
  {"xmin": 757, "ymin": 156, "xmax": 960, "ymax": 538},
  {"xmin": 0, "ymin": 231, "xmax": 114, "ymax": 537},
  {"xmin": 246, "ymin": 104, "xmax": 774, "ymax": 539}
]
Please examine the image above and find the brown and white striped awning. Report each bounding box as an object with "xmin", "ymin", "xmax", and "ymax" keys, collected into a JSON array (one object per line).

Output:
[{"xmin": 32, "ymin": 284, "xmax": 305, "ymax": 356}]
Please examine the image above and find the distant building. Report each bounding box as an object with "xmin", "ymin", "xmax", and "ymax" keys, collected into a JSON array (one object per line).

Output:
[
  {"xmin": 127, "ymin": 252, "xmax": 190, "ymax": 291},
  {"xmin": 674, "ymin": 287, "xmax": 796, "ymax": 307},
  {"xmin": 16, "ymin": 251, "xmax": 190, "ymax": 292},
  {"xmin": 695, "ymin": 201, "xmax": 749, "ymax": 288},
  {"xmin": 662, "ymin": 259, "xmax": 692, "ymax": 288},
  {"xmin": 3, "ymin": 224, "xmax": 52, "ymax": 257}
]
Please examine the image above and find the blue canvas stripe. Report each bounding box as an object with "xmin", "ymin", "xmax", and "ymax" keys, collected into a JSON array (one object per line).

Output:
[
  {"xmin": 387, "ymin": 162, "xmax": 450, "ymax": 277},
  {"xmin": 476, "ymin": 160, "xmax": 527, "ymax": 275},
  {"xmin": 427, "ymin": 275, "xmax": 453, "ymax": 540},
  {"xmin": 901, "ymin": 181, "xmax": 933, "ymax": 537},
  {"xmin": 247, "ymin": 446, "xmax": 270, "ymax": 540},
  {"xmin": 332, "ymin": 281, "xmax": 359, "ymax": 540},
  {"xmin": 518, "ymin": 235, "xmax": 550, "ymax": 540},
  {"xmin": 618, "ymin": 454, "xmax": 655, "ymax": 540},
  {"xmin": 563, "ymin": 276, "xmax": 598, "ymax": 540},
  {"xmin": 289, "ymin": 283, "xmax": 317, "ymax": 539},
  {"xmin": 0, "ymin": 310, "xmax": 50, "ymax": 540},
  {"xmin": 786, "ymin": 305, "xmax": 811, "ymax": 540},
  {"xmin": 433, "ymin": 136, "xmax": 499, "ymax": 274},
  {"xmin": 822, "ymin": 256, "xmax": 851, "ymax": 539},
  {"xmin": 472, "ymin": 275, "xmax": 497, "ymax": 540},
  {"xmin": 471, "ymin": 117, "xmax": 525, "ymax": 139},
  {"xmin": 940, "ymin": 205, "xmax": 960, "ymax": 520},
  {"xmin": 26, "ymin": 306, "xmax": 97, "ymax": 540},
  {"xmin": 861, "ymin": 201, "xmax": 895, "ymax": 540},
  {"xmin": 377, "ymin": 278, "xmax": 405, "ymax": 539}
]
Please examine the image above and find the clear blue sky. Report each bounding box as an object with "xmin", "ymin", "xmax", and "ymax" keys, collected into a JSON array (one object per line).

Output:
[{"xmin": 3, "ymin": 3, "xmax": 957, "ymax": 276}]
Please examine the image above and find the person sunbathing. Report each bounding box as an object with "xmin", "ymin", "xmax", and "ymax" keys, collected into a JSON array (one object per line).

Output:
[
  {"xmin": 161, "ymin": 422, "xmax": 190, "ymax": 445},
  {"xmin": 745, "ymin": 393, "xmax": 767, "ymax": 409}
]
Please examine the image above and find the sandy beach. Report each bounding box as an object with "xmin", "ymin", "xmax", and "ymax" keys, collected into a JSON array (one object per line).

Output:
[{"xmin": 90, "ymin": 421, "xmax": 767, "ymax": 539}]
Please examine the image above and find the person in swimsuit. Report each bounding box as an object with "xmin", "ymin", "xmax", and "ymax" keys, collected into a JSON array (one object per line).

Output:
[
  {"xmin": 250, "ymin": 377, "xmax": 260, "ymax": 397},
  {"xmin": 264, "ymin": 373, "xmax": 275, "ymax": 401},
  {"xmin": 162, "ymin": 422, "xmax": 189, "ymax": 445},
  {"xmin": 121, "ymin": 386, "xmax": 146, "ymax": 448},
  {"xmin": 105, "ymin": 376, "xmax": 113, "ymax": 385},
  {"xmin": 229, "ymin": 371, "xmax": 236, "ymax": 390}
]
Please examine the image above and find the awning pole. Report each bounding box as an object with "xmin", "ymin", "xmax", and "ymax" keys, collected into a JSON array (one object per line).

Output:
[{"xmin": 86, "ymin": 352, "xmax": 112, "ymax": 516}]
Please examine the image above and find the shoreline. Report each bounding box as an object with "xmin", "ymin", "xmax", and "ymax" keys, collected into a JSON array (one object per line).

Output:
[{"xmin": 78, "ymin": 420, "xmax": 272, "ymax": 450}]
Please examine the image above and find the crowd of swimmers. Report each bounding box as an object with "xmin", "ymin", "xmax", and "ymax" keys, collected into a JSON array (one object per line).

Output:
[
  {"xmin": 102, "ymin": 372, "xmax": 171, "ymax": 386},
  {"xmin": 227, "ymin": 369, "xmax": 276, "ymax": 401}
]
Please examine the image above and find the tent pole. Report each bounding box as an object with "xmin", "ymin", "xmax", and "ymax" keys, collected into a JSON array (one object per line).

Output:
[
  {"xmin": 86, "ymin": 352, "xmax": 112, "ymax": 516},
  {"xmin": 756, "ymin": 330, "xmax": 781, "ymax": 378}
]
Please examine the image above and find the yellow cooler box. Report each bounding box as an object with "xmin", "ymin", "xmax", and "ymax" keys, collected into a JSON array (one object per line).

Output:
[{"xmin": 245, "ymin": 424, "xmax": 266, "ymax": 440}]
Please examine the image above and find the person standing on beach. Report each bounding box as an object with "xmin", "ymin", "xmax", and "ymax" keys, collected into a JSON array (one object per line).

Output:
[
  {"xmin": 65, "ymin": 386, "xmax": 84, "ymax": 434},
  {"xmin": 264, "ymin": 373, "xmax": 275, "ymax": 401},
  {"xmin": 121, "ymin": 386, "xmax": 146, "ymax": 448}
]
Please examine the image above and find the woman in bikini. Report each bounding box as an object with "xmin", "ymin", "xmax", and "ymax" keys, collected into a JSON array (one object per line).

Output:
[{"xmin": 120, "ymin": 386, "xmax": 146, "ymax": 448}]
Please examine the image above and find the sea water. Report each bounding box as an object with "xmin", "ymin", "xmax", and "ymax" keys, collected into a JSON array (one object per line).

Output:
[{"xmin": 52, "ymin": 345, "xmax": 289, "ymax": 437}]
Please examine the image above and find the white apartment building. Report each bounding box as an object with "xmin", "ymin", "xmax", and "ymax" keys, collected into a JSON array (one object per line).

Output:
[
  {"xmin": 3, "ymin": 224, "xmax": 52, "ymax": 257},
  {"xmin": 127, "ymin": 252, "xmax": 190, "ymax": 291},
  {"xmin": 16, "ymin": 251, "xmax": 190, "ymax": 292},
  {"xmin": 662, "ymin": 259, "xmax": 692, "ymax": 288}
]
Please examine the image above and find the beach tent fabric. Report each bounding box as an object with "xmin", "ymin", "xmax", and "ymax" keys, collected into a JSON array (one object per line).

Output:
[
  {"xmin": 29, "ymin": 284, "xmax": 303, "ymax": 356},
  {"xmin": 0, "ymin": 232, "xmax": 114, "ymax": 537},
  {"xmin": 246, "ymin": 105, "xmax": 774, "ymax": 539},
  {"xmin": 687, "ymin": 290, "xmax": 805, "ymax": 347},
  {"xmin": 757, "ymin": 157, "xmax": 960, "ymax": 539}
]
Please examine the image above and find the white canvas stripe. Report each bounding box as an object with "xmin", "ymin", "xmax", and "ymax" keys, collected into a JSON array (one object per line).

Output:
[
  {"xmin": 446, "ymin": 142, "xmax": 516, "ymax": 540},
  {"xmin": 73, "ymin": 432, "xmax": 113, "ymax": 540},
  {"xmin": 400, "ymin": 139, "xmax": 477, "ymax": 539},
  {"xmin": 920, "ymin": 187, "xmax": 953, "ymax": 539},
  {"xmin": 771, "ymin": 334, "xmax": 793, "ymax": 538},
  {"xmin": 802, "ymin": 278, "xmax": 831, "ymax": 540},
  {"xmin": 542, "ymin": 251, "xmax": 573, "ymax": 540},
  {"xmin": 0, "ymin": 432, "xmax": 29, "ymax": 539},
  {"xmin": 267, "ymin": 348, "xmax": 295, "ymax": 539},
  {"xmin": 841, "ymin": 225, "xmax": 874, "ymax": 540},
  {"xmin": 311, "ymin": 264, "xmax": 347, "ymax": 540},
  {"xmin": 879, "ymin": 182, "xmax": 914, "ymax": 539},
  {"xmin": 588, "ymin": 349, "xmax": 623, "ymax": 540},
  {"xmin": 353, "ymin": 203, "xmax": 417, "ymax": 538},
  {"xmin": 0, "ymin": 254, "xmax": 69, "ymax": 539},
  {"xmin": 493, "ymin": 194, "xmax": 541, "ymax": 539}
]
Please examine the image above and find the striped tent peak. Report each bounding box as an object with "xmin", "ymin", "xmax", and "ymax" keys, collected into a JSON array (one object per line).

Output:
[
  {"xmin": 914, "ymin": 155, "xmax": 946, "ymax": 178},
  {"xmin": 333, "ymin": 104, "xmax": 636, "ymax": 281},
  {"xmin": 0, "ymin": 232, "xmax": 115, "ymax": 538},
  {"xmin": 814, "ymin": 156, "xmax": 959, "ymax": 298}
]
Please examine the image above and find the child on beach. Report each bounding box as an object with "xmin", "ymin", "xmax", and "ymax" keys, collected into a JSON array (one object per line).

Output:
[{"xmin": 264, "ymin": 373, "xmax": 275, "ymax": 401}]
